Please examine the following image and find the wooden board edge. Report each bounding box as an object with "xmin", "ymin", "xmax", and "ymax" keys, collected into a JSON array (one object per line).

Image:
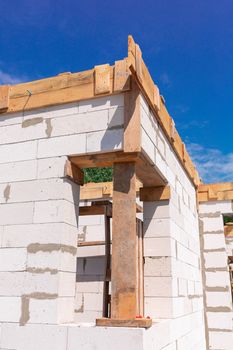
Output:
[
  {"xmin": 64, "ymin": 160, "xmax": 84, "ymax": 185},
  {"xmin": 139, "ymin": 185, "xmax": 171, "ymax": 202},
  {"xmin": 96, "ymin": 317, "xmax": 152, "ymax": 329}
]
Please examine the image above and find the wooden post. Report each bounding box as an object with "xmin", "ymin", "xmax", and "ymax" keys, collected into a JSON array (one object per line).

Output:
[{"xmin": 111, "ymin": 162, "xmax": 137, "ymax": 319}]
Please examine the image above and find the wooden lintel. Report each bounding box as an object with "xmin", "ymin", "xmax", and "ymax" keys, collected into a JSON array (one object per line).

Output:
[
  {"xmin": 140, "ymin": 185, "xmax": 171, "ymax": 202},
  {"xmin": 198, "ymin": 182, "xmax": 233, "ymax": 202},
  {"xmin": 96, "ymin": 317, "xmax": 152, "ymax": 329},
  {"xmin": 225, "ymin": 225, "xmax": 233, "ymax": 237},
  {"xmin": 64, "ymin": 160, "xmax": 84, "ymax": 185},
  {"xmin": 0, "ymin": 85, "xmax": 9, "ymax": 112},
  {"xmin": 79, "ymin": 204, "xmax": 112, "ymax": 217},
  {"xmin": 70, "ymin": 151, "xmax": 139, "ymax": 169}
]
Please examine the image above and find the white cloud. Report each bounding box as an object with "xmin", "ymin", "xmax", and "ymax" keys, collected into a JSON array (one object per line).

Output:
[
  {"xmin": 0, "ymin": 70, "xmax": 27, "ymax": 85},
  {"xmin": 187, "ymin": 143, "xmax": 233, "ymax": 184},
  {"xmin": 159, "ymin": 72, "xmax": 172, "ymax": 87}
]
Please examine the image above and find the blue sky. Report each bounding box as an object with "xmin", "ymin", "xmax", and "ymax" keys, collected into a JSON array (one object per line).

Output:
[{"xmin": 0, "ymin": 0, "xmax": 232, "ymax": 183}]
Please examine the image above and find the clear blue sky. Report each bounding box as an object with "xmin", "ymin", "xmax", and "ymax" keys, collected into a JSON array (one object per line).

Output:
[{"xmin": 0, "ymin": 0, "xmax": 232, "ymax": 183}]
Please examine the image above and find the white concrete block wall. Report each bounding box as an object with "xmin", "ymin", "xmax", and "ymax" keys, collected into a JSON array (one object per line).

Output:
[
  {"xmin": 141, "ymin": 95, "xmax": 206, "ymax": 349},
  {"xmin": 199, "ymin": 201, "xmax": 233, "ymax": 350},
  {"xmin": 0, "ymin": 94, "xmax": 124, "ymax": 331}
]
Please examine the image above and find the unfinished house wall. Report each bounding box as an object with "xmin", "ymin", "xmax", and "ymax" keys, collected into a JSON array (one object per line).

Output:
[
  {"xmin": 0, "ymin": 94, "xmax": 125, "ymax": 344},
  {"xmin": 140, "ymin": 94, "xmax": 206, "ymax": 349},
  {"xmin": 199, "ymin": 200, "xmax": 233, "ymax": 350},
  {"xmin": 75, "ymin": 209, "xmax": 106, "ymax": 322}
]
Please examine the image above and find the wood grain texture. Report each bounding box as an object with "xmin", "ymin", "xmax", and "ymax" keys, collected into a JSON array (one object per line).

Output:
[
  {"xmin": 94, "ymin": 64, "xmax": 111, "ymax": 95},
  {"xmin": 96, "ymin": 317, "xmax": 152, "ymax": 328},
  {"xmin": 198, "ymin": 182, "xmax": 233, "ymax": 202},
  {"xmin": 0, "ymin": 85, "xmax": 9, "ymax": 112},
  {"xmin": 111, "ymin": 162, "xmax": 138, "ymax": 319},
  {"xmin": 140, "ymin": 186, "xmax": 171, "ymax": 202},
  {"xmin": 124, "ymin": 80, "xmax": 141, "ymax": 152},
  {"xmin": 64, "ymin": 160, "xmax": 84, "ymax": 185}
]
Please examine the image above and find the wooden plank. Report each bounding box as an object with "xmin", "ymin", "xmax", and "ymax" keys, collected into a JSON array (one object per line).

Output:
[
  {"xmin": 198, "ymin": 182, "xmax": 233, "ymax": 202},
  {"xmin": 70, "ymin": 151, "xmax": 139, "ymax": 169},
  {"xmin": 127, "ymin": 36, "xmax": 201, "ymax": 187},
  {"xmin": 140, "ymin": 186, "xmax": 170, "ymax": 202},
  {"xmin": 111, "ymin": 162, "xmax": 138, "ymax": 319},
  {"xmin": 224, "ymin": 225, "xmax": 233, "ymax": 237},
  {"xmin": 64, "ymin": 160, "xmax": 84, "ymax": 185},
  {"xmin": 94, "ymin": 64, "xmax": 111, "ymax": 95},
  {"xmin": 96, "ymin": 317, "xmax": 152, "ymax": 328},
  {"xmin": 124, "ymin": 80, "xmax": 141, "ymax": 152},
  {"xmin": 79, "ymin": 205, "xmax": 112, "ymax": 216},
  {"xmin": 0, "ymin": 85, "xmax": 9, "ymax": 112},
  {"xmin": 114, "ymin": 59, "xmax": 130, "ymax": 92},
  {"xmin": 78, "ymin": 241, "xmax": 106, "ymax": 247}
]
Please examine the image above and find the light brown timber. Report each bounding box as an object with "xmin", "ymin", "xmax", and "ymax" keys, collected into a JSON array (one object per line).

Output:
[
  {"xmin": 111, "ymin": 162, "xmax": 138, "ymax": 319},
  {"xmin": 140, "ymin": 186, "xmax": 171, "ymax": 202}
]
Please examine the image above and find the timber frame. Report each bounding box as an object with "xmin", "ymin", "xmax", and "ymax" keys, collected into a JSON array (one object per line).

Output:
[
  {"xmin": 0, "ymin": 35, "xmax": 200, "ymax": 188},
  {"xmin": 2, "ymin": 35, "xmax": 233, "ymax": 331}
]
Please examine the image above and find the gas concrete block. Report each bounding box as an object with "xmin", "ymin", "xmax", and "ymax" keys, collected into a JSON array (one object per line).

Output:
[
  {"xmin": 0, "ymin": 202, "xmax": 34, "ymax": 225},
  {"xmin": 37, "ymin": 133, "xmax": 86, "ymax": 158},
  {"xmin": 33, "ymin": 199, "xmax": 79, "ymax": 227},
  {"xmin": 0, "ymin": 178, "xmax": 80, "ymax": 205},
  {"xmin": 37, "ymin": 156, "xmax": 67, "ymax": 179},
  {"xmin": 144, "ymin": 277, "xmax": 178, "ymax": 297},
  {"xmin": 209, "ymin": 331, "xmax": 233, "ymax": 350},
  {"xmin": 1, "ymin": 323, "xmax": 68, "ymax": 350},
  {"xmin": 86, "ymin": 128, "xmax": 123, "ymax": 153},
  {"xmin": 0, "ymin": 160, "xmax": 37, "ymax": 183},
  {"xmin": 207, "ymin": 311, "xmax": 233, "ymax": 330},
  {"xmin": 206, "ymin": 291, "xmax": 232, "ymax": 308},
  {"xmin": 78, "ymin": 93, "xmax": 124, "ymax": 113},
  {"xmin": 144, "ymin": 237, "xmax": 176, "ymax": 257},
  {"xmin": 0, "ymin": 140, "xmax": 37, "ymax": 164},
  {"xmin": 205, "ymin": 270, "xmax": 231, "ymax": 288},
  {"xmin": 1, "ymin": 223, "xmax": 77, "ymax": 248},
  {"xmin": 144, "ymin": 256, "xmax": 174, "ymax": 277},
  {"xmin": 67, "ymin": 325, "xmax": 144, "ymax": 350},
  {"xmin": 0, "ymin": 297, "xmax": 21, "ymax": 322},
  {"xmin": 0, "ymin": 248, "xmax": 27, "ymax": 271},
  {"xmin": 48, "ymin": 109, "xmax": 109, "ymax": 137},
  {"xmin": 204, "ymin": 251, "xmax": 228, "ymax": 269}
]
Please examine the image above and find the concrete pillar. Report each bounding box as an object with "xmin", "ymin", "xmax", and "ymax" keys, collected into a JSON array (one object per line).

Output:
[
  {"xmin": 199, "ymin": 202, "xmax": 233, "ymax": 350},
  {"xmin": 0, "ymin": 156, "xmax": 79, "ymax": 325}
]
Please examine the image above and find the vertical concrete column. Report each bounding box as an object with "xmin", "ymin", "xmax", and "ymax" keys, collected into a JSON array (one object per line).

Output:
[
  {"xmin": 199, "ymin": 202, "xmax": 233, "ymax": 350},
  {"xmin": 111, "ymin": 162, "xmax": 138, "ymax": 319},
  {"xmin": 0, "ymin": 157, "xmax": 80, "ymax": 326},
  {"xmin": 143, "ymin": 199, "xmax": 176, "ymax": 319}
]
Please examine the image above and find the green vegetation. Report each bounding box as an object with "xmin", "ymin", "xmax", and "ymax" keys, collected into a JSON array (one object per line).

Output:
[
  {"xmin": 224, "ymin": 216, "xmax": 233, "ymax": 224},
  {"xmin": 84, "ymin": 167, "xmax": 113, "ymax": 183}
]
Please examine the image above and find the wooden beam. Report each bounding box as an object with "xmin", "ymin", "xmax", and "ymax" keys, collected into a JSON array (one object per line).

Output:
[
  {"xmin": 64, "ymin": 160, "xmax": 84, "ymax": 185},
  {"xmin": 96, "ymin": 317, "xmax": 152, "ymax": 329},
  {"xmin": 114, "ymin": 59, "xmax": 130, "ymax": 92},
  {"xmin": 70, "ymin": 151, "xmax": 139, "ymax": 169},
  {"xmin": 127, "ymin": 35, "xmax": 201, "ymax": 187},
  {"xmin": 1, "ymin": 61, "xmax": 131, "ymax": 115},
  {"xmin": 0, "ymin": 85, "xmax": 9, "ymax": 112},
  {"xmin": 198, "ymin": 182, "xmax": 233, "ymax": 202},
  {"xmin": 124, "ymin": 79, "xmax": 141, "ymax": 152},
  {"xmin": 95, "ymin": 64, "xmax": 111, "ymax": 95},
  {"xmin": 79, "ymin": 205, "xmax": 112, "ymax": 217},
  {"xmin": 140, "ymin": 186, "xmax": 171, "ymax": 202},
  {"xmin": 111, "ymin": 162, "xmax": 138, "ymax": 319},
  {"xmin": 225, "ymin": 225, "xmax": 233, "ymax": 237}
]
